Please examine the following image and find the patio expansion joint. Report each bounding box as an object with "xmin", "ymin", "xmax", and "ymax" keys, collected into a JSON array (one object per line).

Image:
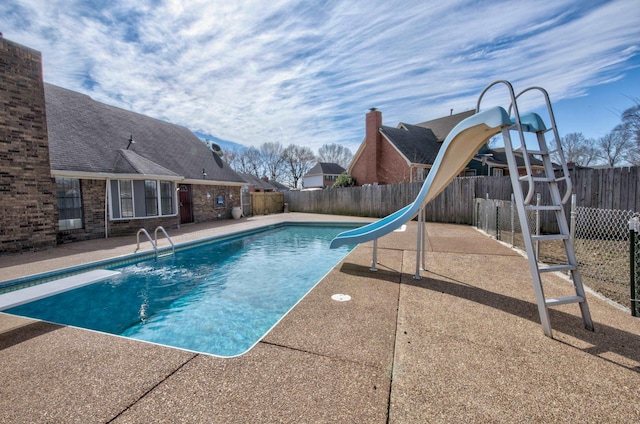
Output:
[
  {"xmin": 105, "ymin": 352, "xmax": 199, "ymax": 423},
  {"xmin": 258, "ymin": 340, "xmax": 387, "ymax": 373},
  {"xmin": 384, "ymin": 250, "xmax": 412, "ymax": 424}
]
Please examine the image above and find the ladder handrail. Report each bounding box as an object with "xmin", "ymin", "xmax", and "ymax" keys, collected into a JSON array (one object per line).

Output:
[
  {"xmin": 154, "ymin": 226, "xmax": 175, "ymax": 256},
  {"xmin": 512, "ymin": 86, "xmax": 573, "ymax": 204},
  {"xmin": 136, "ymin": 228, "xmax": 157, "ymax": 255},
  {"xmin": 476, "ymin": 80, "xmax": 535, "ymax": 203}
]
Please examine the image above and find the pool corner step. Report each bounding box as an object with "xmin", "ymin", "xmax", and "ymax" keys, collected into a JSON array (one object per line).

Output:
[{"xmin": 0, "ymin": 270, "xmax": 121, "ymax": 311}]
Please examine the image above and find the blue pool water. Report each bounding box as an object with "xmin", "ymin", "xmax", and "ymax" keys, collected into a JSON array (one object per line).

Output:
[{"xmin": 5, "ymin": 225, "xmax": 356, "ymax": 357}]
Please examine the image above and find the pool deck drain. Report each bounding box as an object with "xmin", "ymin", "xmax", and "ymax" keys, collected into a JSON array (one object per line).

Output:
[{"xmin": 1, "ymin": 213, "xmax": 639, "ymax": 422}]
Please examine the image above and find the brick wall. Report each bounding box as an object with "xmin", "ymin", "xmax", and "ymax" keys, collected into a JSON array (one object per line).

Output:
[
  {"xmin": 351, "ymin": 108, "xmax": 411, "ymax": 186},
  {"xmin": 107, "ymin": 215, "xmax": 180, "ymax": 238},
  {"xmin": 0, "ymin": 38, "xmax": 58, "ymax": 254},
  {"xmin": 377, "ymin": 138, "xmax": 410, "ymax": 184},
  {"xmin": 191, "ymin": 184, "xmax": 241, "ymax": 222}
]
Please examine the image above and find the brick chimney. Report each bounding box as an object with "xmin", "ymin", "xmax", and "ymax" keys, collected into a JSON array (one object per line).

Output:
[
  {"xmin": 0, "ymin": 38, "xmax": 57, "ymax": 253},
  {"xmin": 362, "ymin": 107, "xmax": 382, "ymax": 185}
]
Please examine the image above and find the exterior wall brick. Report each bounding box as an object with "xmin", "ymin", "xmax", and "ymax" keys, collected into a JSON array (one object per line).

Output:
[
  {"xmin": 352, "ymin": 109, "xmax": 384, "ymax": 186},
  {"xmin": 107, "ymin": 215, "xmax": 180, "ymax": 238},
  {"xmin": 377, "ymin": 139, "xmax": 410, "ymax": 184},
  {"xmin": 0, "ymin": 38, "xmax": 57, "ymax": 254},
  {"xmin": 56, "ymin": 179, "xmax": 180, "ymax": 243},
  {"xmin": 191, "ymin": 184, "xmax": 241, "ymax": 222}
]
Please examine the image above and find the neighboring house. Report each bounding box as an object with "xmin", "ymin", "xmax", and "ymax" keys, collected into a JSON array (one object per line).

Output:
[
  {"xmin": 349, "ymin": 107, "xmax": 544, "ymax": 185},
  {"xmin": 349, "ymin": 108, "xmax": 473, "ymax": 185},
  {"xmin": 303, "ymin": 162, "xmax": 346, "ymax": 189},
  {"xmin": 239, "ymin": 173, "xmax": 289, "ymax": 192},
  {"xmin": 468, "ymin": 146, "xmax": 545, "ymax": 177},
  {"xmin": 0, "ymin": 37, "xmax": 246, "ymax": 254}
]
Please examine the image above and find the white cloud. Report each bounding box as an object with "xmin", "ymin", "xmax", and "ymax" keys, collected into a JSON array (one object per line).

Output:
[{"xmin": 1, "ymin": 0, "xmax": 638, "ymax": 153}]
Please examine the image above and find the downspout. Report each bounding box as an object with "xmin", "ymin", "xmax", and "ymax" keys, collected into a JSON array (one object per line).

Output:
[{"xmin": 105, "ymin": 179, "xmax": 109, "ymax": 239}]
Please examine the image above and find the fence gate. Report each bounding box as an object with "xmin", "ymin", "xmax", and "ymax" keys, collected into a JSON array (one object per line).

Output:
[{"xmin": 241, "ymin": 189, "xmax": 252, "ymax": 217}]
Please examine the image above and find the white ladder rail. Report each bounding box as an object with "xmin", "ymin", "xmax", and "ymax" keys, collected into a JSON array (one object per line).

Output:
[
  {"xmin": 477, "ymin": 80, "xmax": 534, "ymax": 205},
  {"xmin": 478, "ymin": 80, "xmax": 594, "ymax": 338},
  {"xmin": 154, "ymin": 226, "xmax": 175, "ymax": 256},
  {"xmin": 502, "ymin": 128, "xmax": 554, "ymax": 337},
  {"xmin": 512, "ymin": 86, "xmax": 573, "ymax": 205},
  {"xmin": 136, "ymin": 228, "xmax": 158, "ymax": 255},
  {"xmin": 531, "ymin": 125, "xmax": 594, "ymax": 332}
]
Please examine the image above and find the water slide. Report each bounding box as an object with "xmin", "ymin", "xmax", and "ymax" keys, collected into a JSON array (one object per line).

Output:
[{"xmin": 330, "ymin": 106, "xmax": 545, "ymax": 249}]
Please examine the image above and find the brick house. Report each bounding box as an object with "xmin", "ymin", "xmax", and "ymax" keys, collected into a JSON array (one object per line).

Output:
[
  {"xmin": 0, "ymin": 37, "xmax": 246, "ymax": 254},
  {"xmin": 303, "ymin": 162, "xmax": 346, "ymax": 189},
  {"xmin": 348, "ymin": 108, "xmax": 543, "ymax": 186}
]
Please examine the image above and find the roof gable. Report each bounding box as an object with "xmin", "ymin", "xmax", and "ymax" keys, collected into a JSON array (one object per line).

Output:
[
  {"xmin": 112, "ymin": 149, "xmax": 179, "ymax": 176},
  {"xmin": 44, "ymin": 83, "xmax": 244, "ymax": 184},
  {"xmin": 306, "ymin": 162, "xmax": 345, "ymax": 176},
  {"xmin": 380, "ymin": 123, "xmax": 440, "ymax": 165},
  {"xmin": 416, "ymin": 110, "xmax": 475, "ymax": 142}
]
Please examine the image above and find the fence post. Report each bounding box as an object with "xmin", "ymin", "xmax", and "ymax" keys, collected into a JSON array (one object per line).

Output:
[
  {"xmin": 570, "ymin": 194, "xmax": 577, "ymax": 245},
  {"xmin": 535, "ymin": 192, "xmax": 541, "ymax": 261},
  {"xmin": 630, "ymin": 215, "xmax": 639, "ymax": 317},
  {"xmin": 510, "ymin": 193, "xmax": 515, "ymax": 247},
  {"xmin": 485, "ymin": 193, "xmax": 489, "ymax": 234}
]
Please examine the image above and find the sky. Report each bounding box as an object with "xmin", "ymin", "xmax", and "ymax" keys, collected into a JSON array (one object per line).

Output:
[{"xmin": 1, "ymin": 0, "xmax": 639, "ymax": 154}]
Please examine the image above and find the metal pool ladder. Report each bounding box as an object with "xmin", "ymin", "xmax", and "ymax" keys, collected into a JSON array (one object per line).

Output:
[
  {"xmin": 136, "ymin": 226, "xmax": 175, "ymax": 258},
  {"xmin": 478, "ymin": 80, "xmax": 593, "ymax": 338}
]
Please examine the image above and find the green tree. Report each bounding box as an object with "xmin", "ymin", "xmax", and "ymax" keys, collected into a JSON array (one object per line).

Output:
[{"xmin": 332, "ymin": 173, "xmax": 356, "ymax": 188}]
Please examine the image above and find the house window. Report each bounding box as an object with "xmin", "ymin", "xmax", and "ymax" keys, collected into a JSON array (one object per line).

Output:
[
  {"xmin": 111, "ymin": 179, "xmax": 176, "ymax": 220},
  {"xmin": 416, "ymin": 168, "xmax": 427, "ymax": 182},
  {"xmin": 119, "ymin": 180, "xmax": 134, "ymax": 218},
  {"xmin": 56, "ymin": 178, "xmax": 83, "ymax": 230},
  {"xmin": 493, "ymin": 168, "xmax": 504, "ymax": 177},
  {"xmin": 145, "ymin": 180, "xmax": 158, "ymax": 216},
  {"xmin": 161, "ymin": 181, "xmax": 173, "ymax": 215},
  {"xmin": 464, "ymin": 169, "xmax": 477, "ymax": 177}
]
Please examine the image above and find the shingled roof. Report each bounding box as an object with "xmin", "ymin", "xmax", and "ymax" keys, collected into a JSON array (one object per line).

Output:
[
  {"xmin": 380, "ymin": 123, "xmax": 441, "ymax": 165},
  {"xmin": 416, "ymin": 110, "xmax": 475, "ymax": 142},
  {"xmin": 44, "ymin": 83, "xmax": 245, "ymax": 184},
  {"xmin": 305, "ymin": 162, "xmax": 346, "ymax": 176}
]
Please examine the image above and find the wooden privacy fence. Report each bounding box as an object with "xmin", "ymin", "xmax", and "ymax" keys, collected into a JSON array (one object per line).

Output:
[
  {"xmin": 250, "ymin": 192, "xmax": 284, "ymax": 216},
  {"xmin": 284, "ymin": 167, "xmax": 640, "ymax": 230}
]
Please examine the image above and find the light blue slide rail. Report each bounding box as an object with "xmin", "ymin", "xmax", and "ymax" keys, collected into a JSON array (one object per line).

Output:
[{"xmin": 329, "ymin": 106, "xmax": 546, "ymax": 249}]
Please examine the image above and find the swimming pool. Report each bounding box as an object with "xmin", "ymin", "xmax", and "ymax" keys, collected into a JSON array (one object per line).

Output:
[{"xmin": 4, "ymin": 224, "xmax": 356, "ymax": 357}]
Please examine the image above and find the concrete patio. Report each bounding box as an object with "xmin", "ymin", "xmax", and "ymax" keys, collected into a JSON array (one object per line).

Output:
[{"xmin": 1, "ymin": 213, "xmax": 639, "ymax": 423}]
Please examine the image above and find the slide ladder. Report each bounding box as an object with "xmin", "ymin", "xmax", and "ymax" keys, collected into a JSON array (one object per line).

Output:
[{"xmin": 479, "ymin": 81, "xmax": 594, "ymax": 338}]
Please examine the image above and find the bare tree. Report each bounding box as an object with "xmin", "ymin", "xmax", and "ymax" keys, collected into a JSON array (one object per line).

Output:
[
  {"xmin": 317, "ymin": 143, "xmax": 353, "ymax": 169},
  {"xmin": 597, "ymin": 125, "xmax": 635, "ymax": 167},
  {"xmin": 559, "ymin": 132, "xmax": 599, "ymax": 166},
  {"xmin": 228, "ymin": 146, "xmax": 263, "ymax": 177},
  {"xmin": 283, "ymin": 144, "xmax": 316, "ymax": 189},
  {"xmin": 259, "ymin": 142, "xmax": 286, "ymax": 181},
  {"xmin": 620, "ymin": 100, "xmax": 640, "ymax": 146},
  {"xmin": 620, "ymin": 99, "xmax": 640, "ymax": 166}
]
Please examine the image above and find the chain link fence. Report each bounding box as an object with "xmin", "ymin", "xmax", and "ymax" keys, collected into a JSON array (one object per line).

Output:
[
  {"xmin": 631, "ymin": 216, "xmax": 640, "ymax": 317},
  {"xmin": 474, "ymin": 195, "xmax": 637, "ymax": 310}
]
